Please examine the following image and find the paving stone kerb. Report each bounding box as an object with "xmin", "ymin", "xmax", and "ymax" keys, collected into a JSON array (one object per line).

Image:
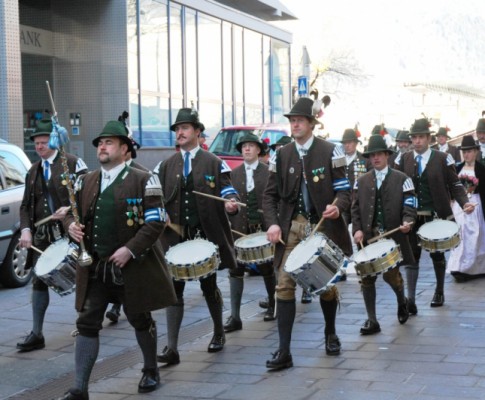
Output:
[{"xmin": 2, "ymin": 251, "xmax": 485, "ymax": 400}]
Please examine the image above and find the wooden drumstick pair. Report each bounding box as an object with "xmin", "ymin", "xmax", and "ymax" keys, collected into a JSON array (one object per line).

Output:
[
  {"xmin": 367, "ymin": 221, "xmax": 415, "ymax": 244},
  {"xmin": 232, "ymin": 229, "xmax": 285, "ymax": 245}
]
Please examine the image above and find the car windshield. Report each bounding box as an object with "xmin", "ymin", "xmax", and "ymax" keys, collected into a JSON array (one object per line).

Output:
[
  {"xmin": 0, "ymin": 154, "xmax": 25, "ymax": 188},
  {"xmin": 209, "ymin": 128, "xmax": 256, "ymax": 156}
]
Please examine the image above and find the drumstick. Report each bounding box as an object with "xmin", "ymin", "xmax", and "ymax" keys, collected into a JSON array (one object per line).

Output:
[
  {"xmin": 358, "ymin": 241, "xmax": 364, "ymax": 250},
  {"xmin": 368, "ymin": 222, "xmax": 415, "ymax": 244},
  {"xmin": 308, "ymin": 198, "xmax": 338, "ymax": 239},
  {"xmin": 34, "ymin": 206, "xmax": 71, "ymax": 227},
  {"xmin": 192, "ymin": 190, "xmax": 247, "ymax": 207},
  {"xmin": 30, "ymin": 245, "xmax": 44, "ymax": 255},
  {"xmin": 447, "ymin": 203, "xmax": 478, "ymax": 220},
  {"xmin": 231, "ymin": 229, "xmax": 248, "ymax": 237},
  {"xmin": 167, "ymin": 223, "xmax": 183, "ymax": 237}
]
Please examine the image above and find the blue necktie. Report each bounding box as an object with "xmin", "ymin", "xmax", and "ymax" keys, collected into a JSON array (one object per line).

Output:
[
  {"xmin": 183, "ymin": 152, "xmax": 190, "ymax": 178},
  {"xmin": 43, "ymin": 160, "xmax": 50, "ymax": 181},
  {"xmin": 416, "ymin": 155, "xmax": 423, "ymax": 176}
]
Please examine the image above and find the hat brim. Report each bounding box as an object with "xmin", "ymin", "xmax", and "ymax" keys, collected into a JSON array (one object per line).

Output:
[
  {"xmin": 459, "ymin": 145, "xmax": 480, "ymax": 151},
  {"xmin": 362, "ymin": 148, "xmax": 394, "ymax": 158},
  {"xmin": 29, "ymin": 131, "xmax": 51, "ymax": 141},
  {"xmin": 170, "ymin": 120, "xmax": 205, "ymax": 132},
  {"xmin": 236, "ymin": 141, "xmax": 267, "ymax": 155},
  {"xmin": 92, "ymin": 135, "xmax": 134, "ymax": 152}
]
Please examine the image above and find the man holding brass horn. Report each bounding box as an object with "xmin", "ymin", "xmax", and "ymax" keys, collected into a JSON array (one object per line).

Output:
[
  {"xmin": 263, "ymin": 97, "xmax": 352, "ymax": 370},
  {"xmin": 17, "ymin": 118, "xmax": 87, "ymax": 353},
  {"xmin": 59, "ymin": 120, "xmax": 176, "ymax": 399},
  {"xmin": 351, "ymin": 135, "xmax": 417, "ymax": 335}
]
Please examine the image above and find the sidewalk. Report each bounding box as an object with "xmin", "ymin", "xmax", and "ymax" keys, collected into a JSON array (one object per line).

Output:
[{"xmin": 2, "ymin": 251, "xmax": 485, "ymax": 400}]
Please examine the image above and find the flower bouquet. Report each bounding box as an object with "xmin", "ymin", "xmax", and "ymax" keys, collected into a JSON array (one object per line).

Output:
[{"xmin": 458, "ymin": 174, "xmax": 479, "ymax": 198}]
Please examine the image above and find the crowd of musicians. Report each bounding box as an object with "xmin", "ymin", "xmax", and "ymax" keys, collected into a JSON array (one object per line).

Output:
[{"xmin": 15, "ymin": 97, "xmax": 485, "ymax": 400}]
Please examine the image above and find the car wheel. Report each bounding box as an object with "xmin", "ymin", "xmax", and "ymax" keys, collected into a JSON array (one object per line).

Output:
[{"xmin": 0, "ymin": 231, "xmax": 33, "ymax": 288}]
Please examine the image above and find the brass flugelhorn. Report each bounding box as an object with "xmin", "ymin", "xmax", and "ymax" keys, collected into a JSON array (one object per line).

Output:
[{"xmin": 45, "ymin": 81, "xmax": 93, "ymax": 267}]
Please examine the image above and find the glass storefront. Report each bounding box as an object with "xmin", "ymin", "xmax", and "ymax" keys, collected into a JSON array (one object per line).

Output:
[{"xmin": 129, "ymin": 0, "xmax": 291, "ymax": 148}]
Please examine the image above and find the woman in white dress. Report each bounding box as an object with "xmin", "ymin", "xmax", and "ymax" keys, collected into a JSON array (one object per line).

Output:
[{"xmin": 448, "ymin": 135, "xmax": 485, "ymax": 281}]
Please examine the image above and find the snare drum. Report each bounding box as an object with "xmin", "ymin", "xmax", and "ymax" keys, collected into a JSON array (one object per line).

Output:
[
  {"xmin": 35, "ymin": 238, "xmax": 79, "ymax": 296},
  {"xmin": 234, "ymin": 232, "xmax": 274, "ymax": 265},
  {"xmin": 284, "ymin": 233, "xmax": 348, "ymax": 297},
  {"xmin": 353, "ymin": 239, "xmax": 402, "ymax": 277},
  {"xmin": 417, "ymin": 219, "xmax": 460, "ymax": 252},
  {"xmin": 165, "ymin": 239, "xmax": 220, "ymax": 281}
]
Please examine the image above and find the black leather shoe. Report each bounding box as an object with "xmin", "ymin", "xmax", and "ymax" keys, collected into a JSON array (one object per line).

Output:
[
  {"xmin": 157, "ymin": 346, "xmax": 180, "ymax": 365},
  {"xmin": 259, "ymin": 298, "xmax": 269, "ymax": 309},
  {"xmin": 301, "ymin": 290, "xmax": 312, "ymax": 304},
  {"xmin": 138, "ymin": 368, "xmax": 160, "ymax": 393},
  {"xmin": 325, "ymin": 333, "xmax": 341, "ymax": 355},
  {"xmin": 360, "ymin": 320, "xmax": 381, "ymax": 335},
  {"xmin": 263, "ymin": 307, "xmax": 276, "ymax": 322},
  {"xmin": 16, "ymin": 331, "xmax": 45, "ymax": 352},
  {"xmin": 57, "ymin": 388, "xmax": 89, "ymax": 400},
  {"xmin": 224, "ymin": 316, "xmax": 242, "ymax": 333},
  {"xmin": 207, "ymin": 334, "xmax": 225, "ymax": 353},
  {"xmin": 430, "ymin": 292, "xmax": 444, "ymax": 307},
  {"xmin": 106, "ymin": 304, "xmax": 121, "ymax": 323},
  {"xmin": 398, "ymin": 298, "xmax": 409, "ymax": 325},
  {"xmin": 407, "ymin": 299, "xmax": 418, "ymax": 315},
  {"xmin": 266, "ymin": 349, "xmax": 293, "ymax": 370}
]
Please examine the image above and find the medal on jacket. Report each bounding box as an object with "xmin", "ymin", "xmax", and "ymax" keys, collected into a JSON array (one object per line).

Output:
[
  {"xmin": 312, "ymin": 167, "xmax": 325, "ymax": 182},
  {"xmin": 205, "ymin": 175, "xmax": 215, "ymax": 188},
  {"xmin": 137, "ymin": 198, "xmax": 144, "ymax": 225},
  {"xmin": 61, "ymin": 173, "xmax": 68, "ymax": 186}
]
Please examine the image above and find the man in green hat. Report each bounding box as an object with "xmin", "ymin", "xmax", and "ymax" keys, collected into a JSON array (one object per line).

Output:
[
  {"xmin": 476, "ymin": 118, "xmax": 485, "ymax": 165},
  {"xmin": 389, "ymin": 130, "xmax": 412, "ymax": 166},
  {"xmin": 433, "ymin": 127, "xmax": 461, "ymax": 163},
  {"xmin": 155, "ymin": 107, "xmax": 239, "ymax": 366},
  {"xmin": 17, "ymin": 118, "xmax": 87, "ymax": 353},
  {"xmin": 352, "ymin": 135, "xmax": 416, "ymax": 335},
  {"xmin": 341, "ymin": 128, "xmax": 372, "ymax": 225},
  {"xmin": 224, "ymin": 133, "xmax": 276, "ymax": 333},
  {"xmin": 396, "ymin": 117, "xmax": 475, "ymax": 313},
  {"xmin": 263, "ymin": 97, "xmax": 352, "ymax": 370},
  {"xmin": 59, "ymin": 120, "xmax": 176, "ymax": 399},
  {"xmin": 269, "ymin": 135, "xmax": 292, "ymax": 152}
]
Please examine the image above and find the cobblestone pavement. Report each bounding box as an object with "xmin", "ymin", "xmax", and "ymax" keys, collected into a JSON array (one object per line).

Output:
[{"xmin": 1, "ymin": 251, "xmax": 485, "ymax": 400}]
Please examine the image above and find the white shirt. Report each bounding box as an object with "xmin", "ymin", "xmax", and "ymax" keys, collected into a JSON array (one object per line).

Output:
[
  {"xmin": 42, "ymin": 150, "xmax": 59, "ymax": 181},
  {"xmin": 244, "ymin": 160, "xmax": 258, "ymax": 192},
  {"xmin": 180, "ymin": 146, "xmax": 200, "ymax": 176},
  {"xmin": 375, "ymin": 166, "xmax": 389, "ymax": 189},
  {"xmin": 295, "ymin": 136, "xmax": 314, "ymax": 157},
  {"xmin": 100, "ymin": 162, "xmax": 126, "ymax": 192},
  {"xmin": 413, "ymin": 148, "xmax": 432, "ymax": 172},
  {"xmin": 439, "ymin": 143, "xmax": 449, "ymax": 152},
  {"xmin": 345, "ymin": 152, "xmax": 357, "ymax": 165}
]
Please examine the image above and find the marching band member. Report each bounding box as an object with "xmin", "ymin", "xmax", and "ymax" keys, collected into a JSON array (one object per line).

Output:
[
  {"xmin": 17, "ymin": 118, "xmax": 87, "ymax": 352},
  {"xmin": 433, "ymin": 126, "xmax": 461, "ymax": 163},
  {"xmin": 224, "ymin": 133, "xmax": 276, "ymax": 333},
  {"xmin": 389, "ymin": 130, "xmax": 412, "ymax": 166},
  {"xmin": 155, "ymin": 107, "xmax": 239, "ymax": 365},
  {"xmin": 60, "ymin": 120, "xmax": 175, "ymax": 399},
  {"xmin": 263, "ymin": 97, "xmax": 352, "ymax": 370},
  {"xmin": 396, "ymin": 117, "xmax": 474, "ymax": 313},
  {"xmin": 352, "ymin": 135, "xmax": 416, "ymax": 334}
]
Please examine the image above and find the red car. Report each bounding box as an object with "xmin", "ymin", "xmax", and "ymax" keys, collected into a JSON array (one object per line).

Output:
[{"xmin": 209, "ymin": 123, "xmax": 291, "ymax": 169}]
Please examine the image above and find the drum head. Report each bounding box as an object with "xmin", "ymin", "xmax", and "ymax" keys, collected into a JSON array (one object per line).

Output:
[
  {"xmin": 166, "ymin": 239, "xmax": 217, "ymax": 265},
  {"xmin": 285, "ymin": 233, "xmax": 326, "ymax": 273},
  {"xmin": 354, "ymin": 239, "xmax": 395, "ymax": 263},
  {"xmin": 35, "ymin": 239, "xmax": 71, "ymax": 275},
  {"xmin": 418, "ymin": 220, "xmax": 459, "ymax": 240},
  {"xmin": 234, "ymin": 232, "xmax": 269, "ymax": 249}
]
